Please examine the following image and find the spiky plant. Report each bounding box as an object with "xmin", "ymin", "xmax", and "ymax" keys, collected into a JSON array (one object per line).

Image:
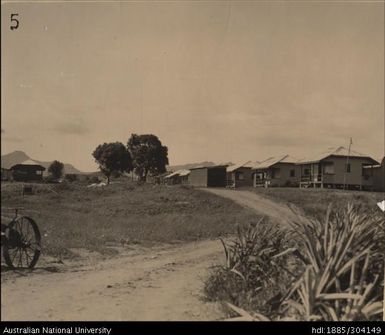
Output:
[
  {"xmin": 286, "ymin": 204, "xmax": 384, "ymax": 321},
  {"xmin": 220, "ymin": 218, "xmax": 293, "ymax": 287}
]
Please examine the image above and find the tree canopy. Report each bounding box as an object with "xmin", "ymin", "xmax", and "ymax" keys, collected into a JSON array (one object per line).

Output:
[
  {"xmin": 127, "ymin": 134, "xmax": 169, "ymax": 181},
  {"xmin": 92, "ymin": 142, "xmax": 133, "ymax": 183},
  {"xmin": 48, "ymin": 160, "xmax": 64, "ymax": 180}
]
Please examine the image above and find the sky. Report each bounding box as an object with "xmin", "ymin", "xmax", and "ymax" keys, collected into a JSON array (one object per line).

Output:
[{"xmin": 1, "ymin": 1, "xmax": 384, "ymax": 172}]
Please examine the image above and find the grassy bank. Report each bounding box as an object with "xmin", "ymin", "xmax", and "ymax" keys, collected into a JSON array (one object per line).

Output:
[
  {"xmin": 251, "ymin": 187, "xmax": 383, "ymax": 218},
  {"xmin": 1, "ymin": 181, "xmax": 256, "ymax": 259}
]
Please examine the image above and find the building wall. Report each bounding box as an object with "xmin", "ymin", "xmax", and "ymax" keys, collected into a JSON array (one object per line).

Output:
[
  {"xmin": 165, "ymin": 176, "xmax": 179, "ymax": 185},
  {"xmin": 189, "ymin": 167, "xmax": 226, "ymax": 187},
  {"xmin": 207, "ymin": 167, "xmax": 227, "ymax": 187},
  {"xmin": 1, "ymin": 168, "xmax": 13, "ymax": 181},
  {"xmin": 269, "ymin": 163, "xmax": 300, "ymax": 187},
  {"xmin": 180, "ymin": 175, "xmax": 189, "ymax": 185},
  {"xmin": 229, "ymin": 167, "xmax": 253, "ymax": 187},
  {"xmin": 254, "ymin": 163, "xmax": 299, "ymax": 187},
  {"xmin": 321, "ymin": 156, "xmax": 376, "ymax": 187},
  {"xmin": 372, "ymin": 158, "xmax": 385, "ymax": 192},
  {"xmin": 189, "ymin": 168, "xmax": 209, "ymax": 187},
  {"xmin": 12, "ymin": 166, "xmax": 44, "ymax": 182}
]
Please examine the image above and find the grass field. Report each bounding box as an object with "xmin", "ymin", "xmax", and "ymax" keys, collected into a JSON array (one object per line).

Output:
[
  {"xmin": 1, "ymin": 181, "xmax": 256, "ymax": 259},
  {"xmin": 251, "ymin": 187, "xmax": 383, "ymax": 218}
]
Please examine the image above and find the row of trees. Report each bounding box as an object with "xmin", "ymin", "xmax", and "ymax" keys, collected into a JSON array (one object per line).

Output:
[{"xmin": 92, "ymin": 134, "xmax": 169, "ymax": 184}]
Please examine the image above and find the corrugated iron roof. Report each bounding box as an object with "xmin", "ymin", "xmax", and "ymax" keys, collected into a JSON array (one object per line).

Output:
[
  {"xmin": 296, "ymin": 146, "xmax": 379, "ymax": 165},
  {"xmin": 252, "ymin": 155, "xmax": 296, "ymax": 170},
  {"xmin": 164, "ymin": 169, "xmax": 190, "ymax": 178},
  {"xmin": 226, "ymin": 161, "xmax": 253, "ymax": 172},
  {"xmin": 11, "ymin": 159, "xmax": 45, "ymax": 167},
  {"xmin": 189, "ymin": 165, "xmax": 228, "ymax": 170},
  {"xmin": 20, "ymin": 159, "xmax": 42, "ymax": 165},
  {"xmin": 178, "ymin": 169, "xmax": 191, "ymax": 177}
]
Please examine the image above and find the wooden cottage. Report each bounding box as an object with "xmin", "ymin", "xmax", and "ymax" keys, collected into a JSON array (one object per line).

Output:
[
  {"xmin": 226, "ymin": 162, "xmax": 254, "ymax": 188},
  {"xmin": 296, "ymin": 147, "xmax": 379, "ymax": 190},
  {"xmin": 164, "ymin": 169, "xmax": 190, "ymax": 185},
  {"xmin": 10, "ymin": 160, "xmax": 46, "ymax": 182},
  {"xmin": 189, "ymin": 165, "xmax": 227, "ymax": 187},
  {"xmin": 252, "ymin": 155, "xmax": 299, "ymax": 188}
]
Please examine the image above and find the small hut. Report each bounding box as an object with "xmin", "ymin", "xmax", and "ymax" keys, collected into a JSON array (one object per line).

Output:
[
  {"xmin": 164, "ymin": 169, "xmax": 190, "ymax": 185},
  {"xmin": 226, "ymin": 162, "xmax": 254, "ymax": 188},
  {"xmin": 189, "ymin": 165, "xmax": 228, "ymax": 187},
  {"xmin": 10, "ymin": 160, "xmax": 46, "ymax": 182}
]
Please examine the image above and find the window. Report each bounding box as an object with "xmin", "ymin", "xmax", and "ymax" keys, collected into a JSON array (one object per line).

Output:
[
  {"xmin": 304, "ymin": 168, "xmax": 310, "ymax": 176},
  {"xmin": 36, "ymin": 170, "xmax": 43, "ymax": 175},
  {"xmin": 323, "ymin": 162, "xmax": 335, "ymax": 174},
  {"xmin": 236, "ymin": 172, "xmax": 244, "ymax": 180},
  {"xmin": 346, "ymin": 163, "xmax": 351, "ymax": 173},
  {"xmin": 290, "ymin": 169, "xmax": 295, "ymax": 177}
]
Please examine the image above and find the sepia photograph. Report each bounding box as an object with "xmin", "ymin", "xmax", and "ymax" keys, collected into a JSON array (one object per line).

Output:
[{"xmin": 1, "ymin": 0, "xmax": 384, "ymax": 326}]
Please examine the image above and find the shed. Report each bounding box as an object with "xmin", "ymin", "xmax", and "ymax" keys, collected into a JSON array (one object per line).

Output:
[
  {"xmin": 10, "ymin": 160, "xmax": 46, "ymax": 182},
  {"xmin": 189, "ymin": 165, "xmax": 228, "ymax": 187},
  {"xmin": 226, "ymin": 161, "xmax": 254, "ymax": 188},
  {"xmin": 164, "ymin": 169, "xmax": 190, "ymax": 185}
]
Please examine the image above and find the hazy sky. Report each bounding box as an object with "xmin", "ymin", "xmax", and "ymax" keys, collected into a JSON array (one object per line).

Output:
[{"xmin": 1, "ymin": 1, "xmax": 384, "ymax": 171}]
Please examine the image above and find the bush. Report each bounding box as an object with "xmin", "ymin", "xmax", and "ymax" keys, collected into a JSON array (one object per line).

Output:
[
  {"xmin": 44, "ymin": 175, "xmax": 59, "ymax": 184},
  {"xmin": 64, "ymin": 174, "xmax": 78, "ymax": 182},
  {"xmin": 89, "ymin": 176, "xmax": 100, "ymax": 184}
]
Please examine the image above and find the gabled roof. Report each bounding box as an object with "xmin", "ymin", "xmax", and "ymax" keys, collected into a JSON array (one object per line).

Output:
[
  {"xmin": 178, "ymin": 169, "xmax": 191, "ymax": 177},
  {"xmin": 252, "ymin": 155, "xmax": 296, "ymax": 170},
  {"xmin": 165, "ymin": 169, "xmax": 190, "ymax": 178},
  {"xmin": 296, "ymin": 146, "xmax": 379, "ymax": 165},
  {"xmin": 19, "ymin": 159, "xmax": 41, "ymax": 165},
  {"xmin": 11, "ymin": 159, "xmax": 46, "ymax": 170},
  {"xmin": 226, "ymin": 161, "xmax": 253, "ymax": 172},
  {"xmin": 189, "ymin": 165, "xmax": 228, "ymax": 170}
]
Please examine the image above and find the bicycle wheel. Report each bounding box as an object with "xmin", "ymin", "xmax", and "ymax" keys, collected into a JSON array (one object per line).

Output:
[{"xmin": 3, "ymin": 216, "xmax": 41, "ymax": 269}]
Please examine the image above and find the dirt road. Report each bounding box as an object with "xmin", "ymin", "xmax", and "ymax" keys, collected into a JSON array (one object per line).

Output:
[
  {"xmin": 203, "ymin": 188, "xmax": 299, "ymax": 226},
  {"xmin": 1, "ymin": 189, "xmax": 296, "ymax": 321}
]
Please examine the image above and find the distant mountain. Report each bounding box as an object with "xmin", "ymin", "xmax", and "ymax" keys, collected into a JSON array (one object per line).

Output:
[
  {"xmin": 1, "ymin": 151, "xmax": 85, "ymax": 174},
  {"xmin": 167, "ymin": 161, "xmax": 234, "ymax": 172}
]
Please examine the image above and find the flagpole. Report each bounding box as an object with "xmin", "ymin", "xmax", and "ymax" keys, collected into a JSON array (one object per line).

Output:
[{"xmin": 343, "ymin": 138, "xmax": 352, "ymax": 190}]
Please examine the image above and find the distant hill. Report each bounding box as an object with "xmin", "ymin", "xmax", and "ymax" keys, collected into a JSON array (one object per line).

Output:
[
  {"xmin": 167, "ymin": 161, "xmax": 234, "ymax": 172},
  {"xmin": 1, "ymin": 150, "xmax": 85, "ymax": 174}
]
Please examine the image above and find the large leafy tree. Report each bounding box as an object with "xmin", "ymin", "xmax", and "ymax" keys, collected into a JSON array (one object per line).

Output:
[
  {"xmin": 48, "ymin": 160, "xmax": 64, "ymax": 180},
  {"xmin": 92, "ymin": 142, "xmax": 133, "ymax": 184},
  {"xmin": 127, "ymin": 134, "xmax": 169, "ymax": 181}
]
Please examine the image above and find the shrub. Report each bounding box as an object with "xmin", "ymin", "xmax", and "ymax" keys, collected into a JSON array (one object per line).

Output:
[
  {"xmin": 64, "ymin": 174, "xmax": 78, "ymax": 182},
  {"xmin": 89, "ymin": 175, "xmax": 100, "ymax": 184}
]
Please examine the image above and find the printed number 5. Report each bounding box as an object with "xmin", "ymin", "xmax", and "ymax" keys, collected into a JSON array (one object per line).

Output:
[{"xmin": 10, "ymin": 13, "xmax": 19, "ymax": 30}]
